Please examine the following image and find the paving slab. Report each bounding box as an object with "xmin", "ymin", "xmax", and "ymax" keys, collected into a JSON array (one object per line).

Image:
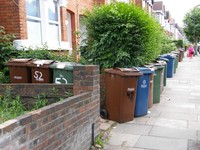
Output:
[
  {"xmin": 110, "ymin": 123, "xmax": 153, "ymax": 135},
  {"xmin": 160, "ymin": 112, "xmax": 198, "ymax": 121},
  {"xmin": 108, "ymin": 133, "xmax": 140, "ymax": 147},
  {"xmin": 149, "ymin": 126, "xmax": 197, "ymax": 140},
  {"xmin": 105, "ymin": 145, "xmax": 146, "ymax": 150},
  {"xmin": 135, "ymin": 135, "xmax": 188, "ymax": 150},
  {"xmin": 146, "ymin": 118, "xmax": 187, "ymax": 129},
  {"xmin": 188, "ymin": 121, "xmax": 200, "ymax": 130}
]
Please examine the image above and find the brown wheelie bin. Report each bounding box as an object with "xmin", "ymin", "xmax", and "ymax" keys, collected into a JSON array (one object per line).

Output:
[
  {"xmin": 27, "ymin": 59, "xmax": 54, "ymax": 83},
  {"xmin": 105, "ymin": 68, "xmax": 142, "ymax": 123},
  {"xmin": 6, "ymin": 58, "xmax": 32, "ymax": 83}
]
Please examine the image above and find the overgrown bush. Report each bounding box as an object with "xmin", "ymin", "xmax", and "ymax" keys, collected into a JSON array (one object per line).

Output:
[
  {"xmin": 0, "ymin": 26, "xmax": 18, "ymax": 83},
  {"xmin": 173, "ymin": 39, "xmax": 183, "ymax": 48},
  {"xmin": 81, "ymin": 2, "xmax": 164, "ymax": 70},
  {"xmin": 160, "ymin": 34, "xmax": 177, "ymax": 54},
  {"xmin": 16, "ymin": 48, "xmax": 75, "ymax": 62},
  {"xmin": 0, "ymin": 26, "xmax": 17, "ymax": 70}
]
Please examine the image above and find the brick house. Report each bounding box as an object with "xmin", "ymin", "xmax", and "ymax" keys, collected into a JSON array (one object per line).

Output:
[{"xmin": 0, "ymin": 0, "xmax": 102, "ymax": 54}]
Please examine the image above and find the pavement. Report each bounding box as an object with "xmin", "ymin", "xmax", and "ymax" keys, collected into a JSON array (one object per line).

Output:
[{"xmin": 100, "ymin": 53, "xmax": 200, "ymax": 150}]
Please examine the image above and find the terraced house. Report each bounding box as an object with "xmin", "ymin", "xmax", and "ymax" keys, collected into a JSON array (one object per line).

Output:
[
  {"xmin": 0, "ymin": 0, "xmax": 154, "ymax": 52},
  {"xmin": 0, "ymin": 0, "xmax": 103, "ymax": 55}
]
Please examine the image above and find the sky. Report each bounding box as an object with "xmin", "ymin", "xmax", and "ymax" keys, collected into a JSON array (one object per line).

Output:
[{"xmin": 155, "ymin": 0, "xmax": 200, "ymax": 27}]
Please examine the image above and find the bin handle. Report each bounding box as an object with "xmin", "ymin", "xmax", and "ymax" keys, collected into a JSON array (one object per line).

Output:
[{"xmin": 127, "ymin": 88, "xmax": 135, "ymax": 101}]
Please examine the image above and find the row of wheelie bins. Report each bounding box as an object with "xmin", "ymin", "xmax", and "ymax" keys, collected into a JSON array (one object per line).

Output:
[
  {"xmin": 6, "ymin": 58, "xmax": 80, "ymax": 84},
  {"xmin": 104, "ymin": 49, "xmax": 184, "ymax": 123}
]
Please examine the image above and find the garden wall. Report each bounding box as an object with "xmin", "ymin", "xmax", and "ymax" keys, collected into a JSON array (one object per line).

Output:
[{"xmin": 0, "ymin": 65, "xmax": 100, "ymax": 150}]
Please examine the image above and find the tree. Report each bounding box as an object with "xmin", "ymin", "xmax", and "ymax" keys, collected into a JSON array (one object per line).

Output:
[{"xmin": 183, "ymin": 7, "xmax": 200, "ymax": 43}]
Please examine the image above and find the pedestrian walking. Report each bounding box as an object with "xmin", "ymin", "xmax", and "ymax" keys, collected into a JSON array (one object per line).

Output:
[{"xmin": 187, "ymin": 44, "xmax": 195, "ymax": 60}]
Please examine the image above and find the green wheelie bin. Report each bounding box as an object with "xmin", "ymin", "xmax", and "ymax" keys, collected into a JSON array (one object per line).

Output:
[{"xmin": 153, "ymin": 63, "xmax": 164, "ymax": 104}]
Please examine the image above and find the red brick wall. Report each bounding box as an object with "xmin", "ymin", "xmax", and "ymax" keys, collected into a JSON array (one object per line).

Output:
[
  {"xmin": 0, "ymin": 0, "xmax": 96, "ymax": 49},
  {"xmin": 60, "ymin": 7, "xmax": 67, "ymax": 41},
  {"xmin": 135, "ymin": 0, "xmax": 142, "ymax": 7},
  {"xmin": 0, "ymin": 65, "xmax": 100, "ymax": 150},
  {"xmin": 0, "ymin": 0, "xmax": 27, "ymax": 39}
]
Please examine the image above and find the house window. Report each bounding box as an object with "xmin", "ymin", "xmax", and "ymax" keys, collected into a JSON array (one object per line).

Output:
[{"xmin": 26, "ymin": 0, "xmax": 60, "ymax": 49}]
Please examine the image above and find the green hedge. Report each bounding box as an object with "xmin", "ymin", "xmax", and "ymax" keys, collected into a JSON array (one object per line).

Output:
[{"xmin": 81, "ymin": 2, "xmax": 164, "ymax": 70}]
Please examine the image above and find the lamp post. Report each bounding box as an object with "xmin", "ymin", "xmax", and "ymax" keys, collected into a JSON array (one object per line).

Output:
[{"xmin": 194, "ymin": 4, "xmax": 200, "ymax": 55}]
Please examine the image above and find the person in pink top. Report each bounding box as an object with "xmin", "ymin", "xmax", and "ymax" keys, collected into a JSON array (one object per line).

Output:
[{"xmin": 188, "ymin": 44, "xmax": 195, "ymax": 60}]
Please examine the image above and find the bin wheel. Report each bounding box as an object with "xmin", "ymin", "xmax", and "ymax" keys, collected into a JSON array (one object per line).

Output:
[{"xmin": 100, "ymin": 109, "xmax": 108, "ymax": 119}]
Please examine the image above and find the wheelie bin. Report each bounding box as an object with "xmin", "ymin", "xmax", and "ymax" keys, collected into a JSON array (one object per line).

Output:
[
  {"xmin": 171, "ymin": 51, "xmax": 179, "ymax": 73},
  {"xmin": 157, "ymin": 58, "xmax": 168, "ymax": 87},
  {"xmin": 178, "ymin": 49, "xmax": 184, "ymax": 62},
  {"xmin": 133, "ymin": 67, "xmax": 154, "ymax": 117},
  {"xmin": 6, "ymin": 58, "xmax": 32, "ymax": 83},
  {"xmin": 105, "ymin": 68, "xmax": 142, "ymax": 123},
  {"xmin": 161, "ymin": 54, "xmax": 176, "ymax": 78},
  {"xmin": 143, "ymin": 64, "xmax": 155, "ymax": 109},
  {"xmin": 155, "ymin": 60, "xmax": 167, "ymax": 93},
  {"xmin": 28, "ymin": 59, "xmax": 54, "ymax": 83},
  {"xmin": 50, "ymin": 62, "xmax": 79, "ymax": 84},
  {"xmin": 153, "ymin": 63, "xmax": 164, "ymax": 104}
]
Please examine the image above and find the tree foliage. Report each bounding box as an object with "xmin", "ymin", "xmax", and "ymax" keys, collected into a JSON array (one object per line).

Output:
[
  {"xmin": 183, "ymin": 7, "xmax": 200, "ymax": 43},
  {"xmin": 160, "ymin": 33, "xmax": 177, "ymax": 54},
  {"xmin": 81, "ymin": 2, "xmax": 163, "ymax": 70}
]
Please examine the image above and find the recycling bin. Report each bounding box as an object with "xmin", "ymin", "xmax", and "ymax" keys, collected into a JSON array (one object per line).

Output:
[
  {"xmin": 50, "ymin": 62, "xmax": 78, "ymax": 84},
  {"xmin": 178, "ymin": 49, "xmax": 184, "ymax": 62},
  {"xmin": 143, "ymin": 64, "xmax": 154, "ymax": 109},
  {"xmin": 171, "ymin": 51, "xmax": 179, "ymax": 73},
  {"xmin": 105, "ymin": 68, "xmax": 142, "ymax": 123},
  {"xmin": 153, "ymin": 63, "xmax": 164, "ymax": 104},
  {"xmin": 6, "ymin": 58, "xmax": 32, "ymax": 83},
  {"xmin": 133, "ymin": 67, "xmax": 154, "ymax": 117},
  {"xmin": 161, "ymin": 54, "xmax": 176, "ymax": 78},
  {"xmin": 156, "ymin": 60, "xmax": 167, "ymax": 92},
  {"xmin": 157, "ymin": 58, "xmax": 168, "ymax": 87},
  {"xmin": 28, "ymin": 59, "xmax": 54, "ymax": 83}
]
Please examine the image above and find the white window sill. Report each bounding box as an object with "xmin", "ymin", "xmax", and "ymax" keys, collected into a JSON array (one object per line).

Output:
[{"xmin": 13, "ymin": 40, "xmax": 72, "ymax": 52}]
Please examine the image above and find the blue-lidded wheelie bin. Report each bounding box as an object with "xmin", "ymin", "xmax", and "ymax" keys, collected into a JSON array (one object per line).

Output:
[
  {"xmin": 161, "ymin": 54, "xmax": 176, "ymax": 78},
  {"xmin": 133, "ymin": 67, "xmax": 154, "ymax": 117}
]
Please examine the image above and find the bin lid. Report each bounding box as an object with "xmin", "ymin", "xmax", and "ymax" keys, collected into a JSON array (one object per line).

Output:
[
  {"xmin": 6, "ymin": 58, "xmax": 32, "ymax": 67},
  {"xmin": 50, "ymin": 62, "xmax": 78, "ymax": 70},
  {"xmin": 171, "ymin": 51, "xmax": 180, "ymax": 54},
  {"xmin": 159, "ymin": 57, "xmax": 169, "ymax": 62},
  {"xmin": 143, "ymin": 64, "xmax": 154, "ymax": 68},
  {"xmin": 153, "ymin": 63, "xmax": 164, "ymax": 69},
  {"xmin": 133, "ymin": 67, "xmax": 154, "ymax": 74},
  {"xmin": 105, "ymin": 68, "xmax": 143, "ymax": 77},
  {"xmin": 161, "ymin": 54, "xmax": 176, "ymax": 59},
  {"xmin": 156, "ymin": 60, "xmax": 167, "ymax": 66},
  {"xmin": 28, "ymin": 59, "xmax": 54, "ymax": 68}
]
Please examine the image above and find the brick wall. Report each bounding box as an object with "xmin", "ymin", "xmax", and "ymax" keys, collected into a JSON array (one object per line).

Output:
[
  {"xmin": 0, "ymin": 0, "xmax": 27, "ymax": 39},
  {"xmin": 0, "ymin": 65, "xmax": 100, "ymax": 150},
  {"xmin": 135, "ymin": 0, "xmax": 142, "ymax": 7},
  {"xmin": 0, "ymin": 84, "xmax": 73, "ymax": 108}
]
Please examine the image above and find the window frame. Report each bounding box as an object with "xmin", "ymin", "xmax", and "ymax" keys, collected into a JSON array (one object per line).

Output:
[{"xmin": 26, "ymin": 0, "xmax": 61, "ymax": 49}]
